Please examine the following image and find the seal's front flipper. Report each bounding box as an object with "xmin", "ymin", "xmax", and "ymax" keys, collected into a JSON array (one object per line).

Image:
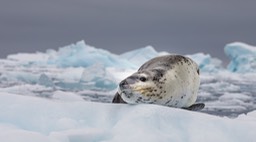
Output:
[
  {"xmin": 183, "ymin": 103, "xmax": 205, "ymax": 111},
  {"xmin": 112, "ymin": 92, "xmax": 127, "ymax": 104}
]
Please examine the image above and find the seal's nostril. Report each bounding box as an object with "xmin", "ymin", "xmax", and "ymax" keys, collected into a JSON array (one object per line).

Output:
[{"xmin": 119, "ymin": 80, "xmax": 127, "ymax": 88}]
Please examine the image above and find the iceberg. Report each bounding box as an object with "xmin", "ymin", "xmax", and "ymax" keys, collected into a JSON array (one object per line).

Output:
[
  {"xmin": 5, "ymin": 41, "xmax": 136, "ymax": 69},
  {"xmin": 224, "ymin": 42, "xmax": 256, "ymax": 73},
  {"xmin": 5, "ymin": 40, "xmax": 256, "ymax": 74},
  {"xmin": 187, "ymin": 53, "xmax": 223, "ymax": 72},
  {"xmin": 120, "ymin": 46, "xmax": 169, "ymax": 67},
  {"xmin": 0, "ymin": 93, "xmax": 255, "ymax": 142},
  {"xmin": 48, "ymin": 41, "xmax": 136, "ymax": 69}
]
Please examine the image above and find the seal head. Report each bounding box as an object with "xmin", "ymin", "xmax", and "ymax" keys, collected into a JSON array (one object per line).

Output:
[{"xmin": 118, "ymin": 68, "xmax": 166, "ymax": 104}]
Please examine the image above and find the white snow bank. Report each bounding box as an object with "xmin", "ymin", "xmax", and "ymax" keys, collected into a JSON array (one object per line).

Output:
[
  {"xmin": 0, "ymin": 93, "xmax": 255, "ymax": 142},
  {"xmin": 225, "ymin": 42, "xmax": 256, "ymax": 73}
]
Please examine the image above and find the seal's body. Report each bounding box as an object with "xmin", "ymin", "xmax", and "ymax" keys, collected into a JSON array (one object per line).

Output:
[{"xmin": 112, "ymin": 55, "xmax": 204, "ymax": 110}]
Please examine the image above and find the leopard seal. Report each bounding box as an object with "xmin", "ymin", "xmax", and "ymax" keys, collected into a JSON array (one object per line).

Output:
[{"xmin": 112, "ymin": 54, "xmax": 205, "ymax": 111}]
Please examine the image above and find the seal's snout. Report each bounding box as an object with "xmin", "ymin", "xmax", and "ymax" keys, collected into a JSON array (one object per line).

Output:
[
  {"xmin": 119, "ymin": 77, "xmax": 137, "ymax": 90},
  {"xmin": 125, "ymin": 77, "xmax": 137, "ymax": 84}
]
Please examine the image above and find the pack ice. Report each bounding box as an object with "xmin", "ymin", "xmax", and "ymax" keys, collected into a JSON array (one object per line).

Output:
[{"xmin": 0, "ymin": 40, "xmax": 256, "ymax": 142}]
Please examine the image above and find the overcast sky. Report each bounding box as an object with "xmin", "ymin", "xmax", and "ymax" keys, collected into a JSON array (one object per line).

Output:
[{"xmin": 1, "ymin": 0, "xmax": 256, "ymax": 64}]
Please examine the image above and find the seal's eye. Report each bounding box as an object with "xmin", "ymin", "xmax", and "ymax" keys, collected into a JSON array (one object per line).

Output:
[{"xmin": 139, "ymin": 76, "xmax": 147, "ymax": 82}]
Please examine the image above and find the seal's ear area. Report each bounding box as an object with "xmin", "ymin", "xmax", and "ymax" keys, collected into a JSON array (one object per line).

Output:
[
  {"xmin": 183, "ymin": 103, "xmax": 205, "ymax": 111},
  {"xmin": 112, "ymin": 92, "xmax": 127, "ymax": 104}
]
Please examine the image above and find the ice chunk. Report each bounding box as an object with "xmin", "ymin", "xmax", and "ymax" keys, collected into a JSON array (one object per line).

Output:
[
  {"xmin": 38, "ymin": 73, "xmax": 54, "ymax": 87},
  {"xmin": 5, "ymin": 41, "xmax": 136, "ymax": 69},
  {"xmin": 219, "ymin": 93, "xmax": 251, "ymax": 102},
  {"xmin": 187, "ymin": 53, "xmax": 223, "ymax": 72},
  {"xmin": 80, "ymin": 64, "xmax": 117, "ymax": 90},
  {"xmin": 224, "ymin": 42, "xmax": 256, "ymax": 73},
  {"xmin": 1, "ymin": 71, "xmax": 39, "ymax": 84},
  {"xmin": 48, "ymin": 40, "xmax": 136, "ymax": 69},
  {"xmin": 106, "ymin": 68, "xmax": 136, "ymax": 82},
  {"xmin": 7, "ymin": 52, "xmax": 49, "ymax": 66},
  {"xmin": 120, "ymin": 46, "xmax": 169, "ymax": 67}
]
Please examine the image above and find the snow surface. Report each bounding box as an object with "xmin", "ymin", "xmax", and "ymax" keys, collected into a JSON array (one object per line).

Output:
[
  {"xmin": 0, "ymin": 93, "xmax": 255, "ymax": 142},
  {"xmin": 1, "ymin": 40, "xmax": 256, "ymax": 141}
]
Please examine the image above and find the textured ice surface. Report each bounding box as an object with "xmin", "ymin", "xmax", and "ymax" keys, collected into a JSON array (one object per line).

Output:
[
  {"xmin": 1, "ymin": 61, "xmax": 256, "ymax": 117},
  {"xmin": 47, "ymin": 41, "xmax": 136, "ymax": 68},
  {"xmin": 6, "ymin": 40, "xmax": 256, "ymax": 74},
  {"xmin": 38, "ymin": 73, "xmax": 54, "ymax": 87},
  {"xmin": 0, "ymin": 61, "xmax": 118, "ymax": 91},
  {"xmin": 1, "ymin": 40, "xmax": 256, "ymax": 141},
  {"xmin": 80, "ymin": 64, "xmax": 117, "ymax": 90},
  {"xmin": 7, "ymin": 52, "xmax": 49, "ymax": 66},
  {"xmin": 0, "ymin": 93, "xmax": 255, "ymax": 142},
  {"xmin": 187, "ymin": 53, "xmax": 223, "ymax": 72},
  {"xmin": 198, "ymin": 72, "xmax": 256, "ymax": 117},
  {"xmin": 6, "ymin": 41, "xmax": 136, "ymax": 69},
  {"xmin": 225, "ymin": 42, "xmax": 256, "ymax": 73},
  {"xmin": 1, "ymin": 41, "xmax": 256, "ymax": 117},
  {"xmin": 120, "ymin": 46, "xmax": 169, "ymax": 67},
  {"xmin": 4, "ymin": 40, "xmax": 224, "ymax": 72}
]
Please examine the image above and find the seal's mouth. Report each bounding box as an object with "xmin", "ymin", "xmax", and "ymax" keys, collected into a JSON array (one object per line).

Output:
[
  {"xmin": 120, "ymin": 90, "xmax": 140, "ymax": 104},
  {"xmin": 118, "ymin": 78, "xmax": 154, "ymax": 103},
  {"xmin": 118, "ymin": 87, "xmax": 132, "ymax": 96},
  {"xmin": 118, "ymin": 82, "xmax": 139, "ymax": 104},
  {"xmin": 118, "ymin": 80, "xmax": 136, "ymax": 96}
]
